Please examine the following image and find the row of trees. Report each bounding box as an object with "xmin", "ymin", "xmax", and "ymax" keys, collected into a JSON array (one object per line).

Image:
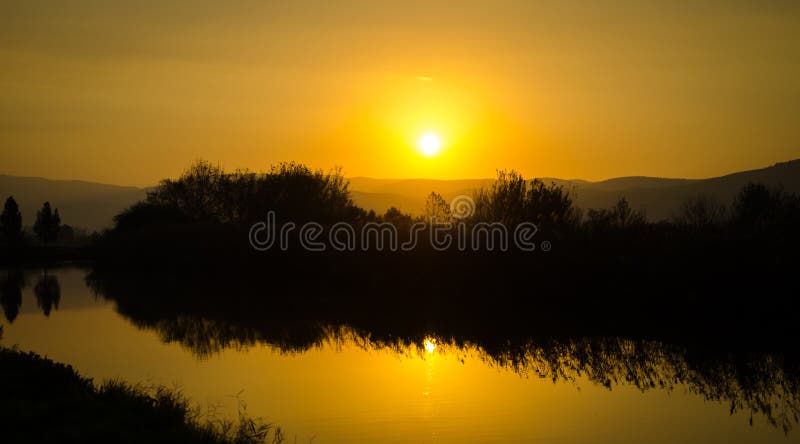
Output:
[
  {"xmin": 108, "ymin": 160, "xmax": 799, "ymax": 240},
  {"xmin": 4, "ymin": 161, "xmax": 796, "ymax": 248},
  {"xmin": 0, "ymin": 197, "xmax": 62, "ymax": 246},
  {"xmin": 410, "ymin": 169, "xmax": 798, "ymax": 237}
]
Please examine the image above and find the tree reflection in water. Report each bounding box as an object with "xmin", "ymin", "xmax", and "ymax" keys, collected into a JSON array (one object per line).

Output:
[
  {"xmin": 35, "ymin": 272, "xmax": 61, "ymax": 317},
  {"xmin": 0, "ymin": 269, "xmax": 26, "ymax": 322},
  {"xmin": 86, "ymin": 270, "xmax": 800, "ymax": 434}
]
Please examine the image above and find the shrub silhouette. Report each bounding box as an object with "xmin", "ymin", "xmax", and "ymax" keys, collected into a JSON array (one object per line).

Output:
[
  {"xmin": 112, "ymin": 160, "xmax": 362, "ymax": 235},
  {"xmin": 146, "ymin": 161, "xmax": 228, "ymax": 223},
  {"xmin": 471, "ymin": 170, "xmax": 578, "ymax": 234},
  {"xmin": 252, "ymin": 163, "xmax": 358, "ymax": 224},
  {"xmin": 113, "ymin": 202, "xmax": 190, "ymax": 233},
  {"xmin": 382, "ymin": 206, "xmax": 415, "ymax": 232},
  {"xmin": 584, "ymin": 197, "xmax": 645, "ymax": 232},
  {"xmin": 679, "ymin": 195, "xmax": 727, "ymax": 229},
  {"xmin": 524, "ymin": 179, "xmax": 580, "ymax": 232},
  {"xmin": 732, "ymin": 182, "xmax": 800, "ymax": 235},
  {"xmin": 473, "ymin": 170, "xmax": 528, "ymax": 226}
]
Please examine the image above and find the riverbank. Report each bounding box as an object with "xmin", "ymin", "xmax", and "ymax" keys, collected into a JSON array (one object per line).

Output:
[
  {"xmin": 0, "ymin": 347, "xmax": 282, "ymax": 443},
  {"xmin": 0, "ymin": 245, "xmax": 93, "ymax": 267}
]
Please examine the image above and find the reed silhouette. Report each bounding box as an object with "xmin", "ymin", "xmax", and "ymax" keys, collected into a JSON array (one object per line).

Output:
[{"xmin": 0, "ymin": 348, "xmax": 283, "ymax": 444}]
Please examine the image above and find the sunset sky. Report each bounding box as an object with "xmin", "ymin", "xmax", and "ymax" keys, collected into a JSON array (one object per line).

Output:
[{"xmin": 1, "ymin": 1, "xmax": 799, "ymax": 186}]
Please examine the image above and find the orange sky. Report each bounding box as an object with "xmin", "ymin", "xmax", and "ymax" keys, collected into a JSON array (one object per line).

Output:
[{"xmin": 1, "ymin": 1, "xmax": 799, "ymax": 186}]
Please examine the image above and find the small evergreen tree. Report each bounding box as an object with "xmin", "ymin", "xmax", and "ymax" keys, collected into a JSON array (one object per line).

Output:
[
  {"xmin": 33, "ymin": 202, "xmax": 61, "ymax": 244},
  {"xmin": 0, "ymin": 196, "xmax": 23, "ymax": 245}
]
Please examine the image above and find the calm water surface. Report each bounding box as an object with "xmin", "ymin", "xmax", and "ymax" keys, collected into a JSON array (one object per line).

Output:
[{"xmin": 1, "ymin": 267, "xmax": 796, "ymax": 443}]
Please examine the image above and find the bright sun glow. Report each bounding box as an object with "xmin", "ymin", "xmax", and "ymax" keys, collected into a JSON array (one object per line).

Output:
[
  {"xmin": 418, "ymin": 132, "xmax": 442, "ymax": 157},
  {"xmin": 423, "ymin": 338, "xmax": 437, "ymax": 353}
]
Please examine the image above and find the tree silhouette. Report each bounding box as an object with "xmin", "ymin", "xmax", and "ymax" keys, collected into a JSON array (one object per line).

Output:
[
  {"xmin": 33, "ymin": 202, "xmax": 61, "ymax": 244},
  {"xmin": 34, "ymin": 273, "xmax": 61, "ymax": 317},
  {"xmin": 0, "ymin": 196, "xmax": 23, "ymax": 246},
  {"xmin": 611, "ymin": 196, "xmax": 645, "ymax": 228},
  {"xmin": 424, "ymin": 192, "xmax": 452, "ymax": 223},
  {"xmin": 0, "ymin": 270, "xmax": 25, "ymax": 323},
  {"xmin": 471, "ymin": 170, "xmax": 579, "ymax": 234}
]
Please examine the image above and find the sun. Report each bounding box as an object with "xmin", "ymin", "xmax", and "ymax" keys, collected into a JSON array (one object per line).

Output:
[{"xmin": 418, "ymin": 132, "xmax": 442, "ymax": 157}]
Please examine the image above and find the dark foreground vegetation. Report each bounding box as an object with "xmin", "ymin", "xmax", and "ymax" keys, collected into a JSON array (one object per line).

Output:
[
  {"xmin": 4, "ymin": 160, "xmax": 798, "ymax": 346},
  {"xmin": 78, "ymin": 161, "xmax": 800, "ymax": 340},
  {"xmin": 90, "ymin": 159, "xmax": 800, "ymax": 259},
  {"xmin": 0, "ymin": 346, "xmax": 283, "ymax": 444},
  {"xmin": 82, "ymin": 160, "xmax": 800, "ymax": 432},
  {"xmin": 2, "ymin": 160, "xmax": 800, "ymax": 436}
]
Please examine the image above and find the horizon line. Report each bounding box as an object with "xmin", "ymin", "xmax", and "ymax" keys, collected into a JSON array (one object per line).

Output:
[{"xmin": 2, "ymin": 158, "xmax": 798, "ymax": 190}]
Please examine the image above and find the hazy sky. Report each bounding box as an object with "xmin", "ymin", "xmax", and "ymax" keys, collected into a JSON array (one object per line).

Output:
[{"xmin": 1, "ymin": 1, "xmax": 799, "ymax": 186}]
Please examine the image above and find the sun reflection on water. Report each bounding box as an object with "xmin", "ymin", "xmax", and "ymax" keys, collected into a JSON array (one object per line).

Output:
[{"xmin": 424, "ymin": 337, "xmax": 437, "ymax": 354}]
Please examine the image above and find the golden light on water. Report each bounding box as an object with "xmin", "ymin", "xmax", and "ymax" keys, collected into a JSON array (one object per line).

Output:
[
  {"xmin": 418, "ymin": 132, "xmax": 442, "ymax": 157},
  {"xmin": 424, "ymin": 337, "xmax": 437, "ymax": 353}
]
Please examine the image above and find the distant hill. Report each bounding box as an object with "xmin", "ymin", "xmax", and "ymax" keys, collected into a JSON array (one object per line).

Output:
[
  {"xmin": 0, "ymin": 175, "xmax": 146, "ymax": 231},
  {"xmin": 349, "ymin": 160, "xmax": 800, "ymax": 220},
  {"xmin": 348, "ymin": 178, "xmax": 494, "ymax": 216},
  {"xmin": 546, "ymin": 159, "xmax": 800, "ymax": 221},
  {"xmin": 2, "ymin": 160, "xmax": 798, "ymax": 229}
]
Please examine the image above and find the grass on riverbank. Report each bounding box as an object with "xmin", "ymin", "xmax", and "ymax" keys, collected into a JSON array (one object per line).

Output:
[{"xmin": 0, "ymin": 346, "xmax": 283, "ymax": 444}]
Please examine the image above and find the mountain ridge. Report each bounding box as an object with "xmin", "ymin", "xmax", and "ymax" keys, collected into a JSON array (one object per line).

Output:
[{"xmin": 2, "ymin": 159, "xmax": 798, "ymax": 229}]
